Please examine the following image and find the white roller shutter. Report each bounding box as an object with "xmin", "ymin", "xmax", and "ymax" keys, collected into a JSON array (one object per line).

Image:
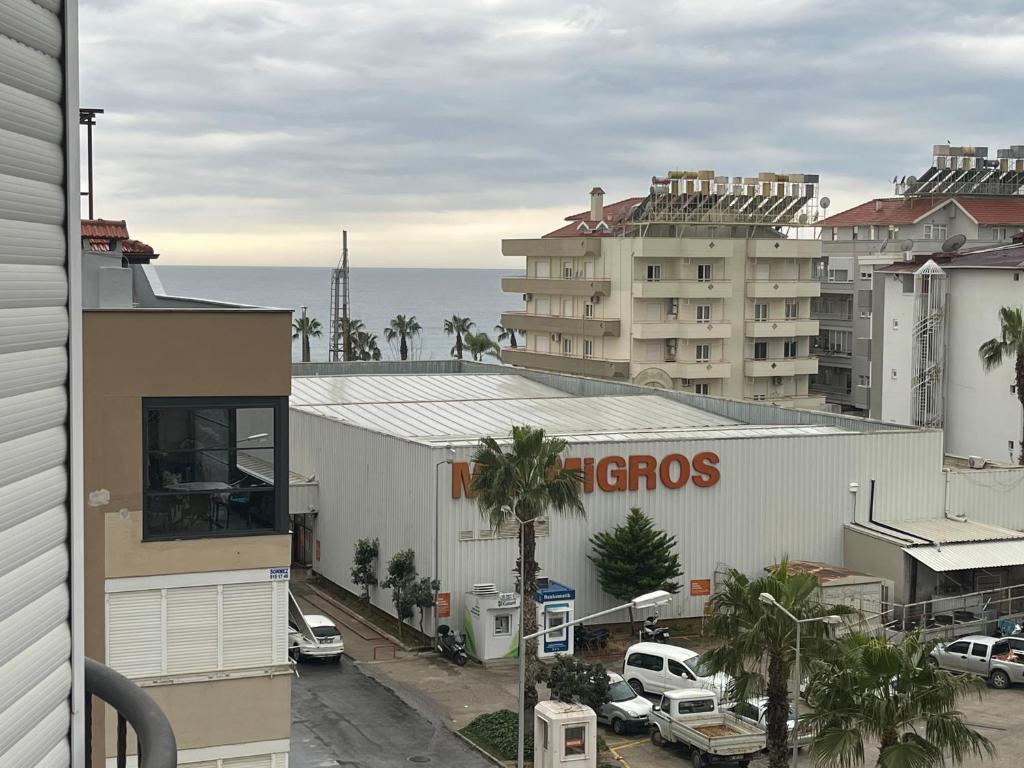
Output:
[
  {"xmin": 271, "ymin": 581, "xmax": 288, "ymax": 664},
  {"xmin": 222, "ymin": 756, "xmax": 273, "ymax": 768},
  {"xmin": 166, "ymin": 585, "xmax": 219, "ymax": 674},
  {"xmin": 222, "ymin": 583, "xmax": 273, "ymax": 669},
  {"xmin": 106, "ymin": 591, "xmax": 163, "ymax": 678},
  {"xmin": 0, "ymin": 0, "xmax": 74, "ymax": 766}
]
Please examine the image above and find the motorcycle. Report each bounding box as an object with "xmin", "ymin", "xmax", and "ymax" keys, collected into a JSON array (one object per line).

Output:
[
  {"xmin": 436, "ymin": 624, "xmax": 469, "ymax": 666},
  {"xmin": 640, "ymin": 614, "xmax": 670, "ymax": 644}
]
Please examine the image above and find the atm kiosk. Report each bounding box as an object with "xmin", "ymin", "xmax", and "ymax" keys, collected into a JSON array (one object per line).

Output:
[{"xmin": 534, "ymin": 580, "xmax": 576, "ymax": 659}]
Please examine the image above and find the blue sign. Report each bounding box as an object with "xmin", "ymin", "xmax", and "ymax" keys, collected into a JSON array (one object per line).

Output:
[
  {"xmin": 535, "ymin": 580, "xmax": 576, "ymax": 603},
  {"xmin": 545, "ymin": 639, "xmax": 570, "ymax": 653}
]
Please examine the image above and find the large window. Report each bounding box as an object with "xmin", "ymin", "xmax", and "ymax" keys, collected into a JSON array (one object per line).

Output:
[{"xmin": 143, "ymin": 397, "xmax": 288, "ymax": 540}]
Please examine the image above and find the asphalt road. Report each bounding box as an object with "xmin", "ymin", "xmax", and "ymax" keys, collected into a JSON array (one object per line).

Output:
[{"xmin": 290, "ymin": 656, "xmax": 493, "ymax": 768}]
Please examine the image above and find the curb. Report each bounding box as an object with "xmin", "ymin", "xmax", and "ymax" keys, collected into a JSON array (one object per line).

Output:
[
  {"xmin": 303, "ymin": 582, "xmax": 420, "ymax": 652},
  {"xmin": 452, "ymin": 729, "xmax": 515, "ymax": 768}
]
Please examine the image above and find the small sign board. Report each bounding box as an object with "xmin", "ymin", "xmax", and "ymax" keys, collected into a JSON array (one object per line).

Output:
[
  {"xmin": 437, "ymin": 592, "xmax": 451, "ymax": 618},
  {"xmin": 690, "ymin": 579, "xmax": 711, "ymax": 597},
  {"xmin": 497, "ymin": 592, "xmax": 518, "ymax": 607},
  {"xmin": 269, "ymin": 567, "xmax": 290, "ymax": 581}
]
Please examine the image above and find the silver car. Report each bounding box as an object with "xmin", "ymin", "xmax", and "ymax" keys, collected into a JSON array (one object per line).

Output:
[
  {"xmin": 599, "ymin": 672, "xmax": 652, "ymax": 735},
  {"xmin": 929, "ymin": 635, "xmax": 1024, "ymax": 689}
]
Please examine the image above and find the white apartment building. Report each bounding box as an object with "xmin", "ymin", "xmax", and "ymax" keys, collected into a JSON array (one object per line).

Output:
[
  {"xmin": 501, "ymin": 172, "xmax": 827, "ymax": 409},
  {"xmin": 813, "ymin": 144, "xmax": 1024, "ymax": 415},
  {"xmin": 873, "ymin": 237, "xmax": 1024, "ymax": 463}
]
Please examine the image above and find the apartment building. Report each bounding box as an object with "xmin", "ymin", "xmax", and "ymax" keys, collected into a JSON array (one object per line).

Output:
[
  {"xmin": 501, "ymin": 173, "xmax": 826, "ymax": 409},
  {"xmin": 812, "ymin": 144, "xmax": 1024, "ymax": 415},
  {"xmin": 81, "ymin": 221, "xmax": 293, "ymax": 767},
  {"xmin": 873, "ymin": 237, "xmax": 1024, "ymax": 463}
]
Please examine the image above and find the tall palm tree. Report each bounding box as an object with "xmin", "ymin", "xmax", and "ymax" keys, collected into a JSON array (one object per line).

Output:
[
  {"xmin": 291, "ymin": 315, "xmax": 322, "ymax": 363},
  {"xmin": 703, "ymin": 561, "xmax": 855, "ymax": 768},
  {"xmin": 804, "ymin": 631, "xmax": 994, "ymax": 768},
  {"xmin": 352, "ymin": 330, "xmax": 382, "ymax": 361},
  {"xmin": 471, "ymin": 426, "xmax": 584, "ymax": 710},
  {"xmin": 340, "ymin": 317, "xmax": 366, "ymax": 362},
  {"xmin": 464, "ymin": 331, "xmax": 501, "ymax": 362},
  {"xmin": 444, "ymin": 315, "xmax": 474, "ymax": 359},
  {"xmin": 384, "ymin": 314, "xmax": 422, "ymax": 361},
  {"xmin": 978, "ymin": 306, "xmax": 1024, "ymax": 464},
  {"xmin": 494, "ymin": 323, "xmax": 520, "ymax": 349}
]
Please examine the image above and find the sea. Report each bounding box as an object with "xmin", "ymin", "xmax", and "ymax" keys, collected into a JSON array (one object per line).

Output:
[{"xmin": 153, "ymin": 266, "xmax": 519, "ymax": 363}]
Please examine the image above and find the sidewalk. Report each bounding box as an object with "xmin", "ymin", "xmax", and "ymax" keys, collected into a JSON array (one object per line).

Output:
[{"xmin": 291, "ymin": 580, "xmax": 407, "ymax": 662}]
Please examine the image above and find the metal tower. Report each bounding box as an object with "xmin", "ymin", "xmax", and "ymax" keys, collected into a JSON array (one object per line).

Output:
[
  {"xmin": 910, "ymin": 260, "xmax": 947, "ymax": 428},
  {"xmin": 328, "ymin": 231, "xmax": 351, "ymax": 362}
]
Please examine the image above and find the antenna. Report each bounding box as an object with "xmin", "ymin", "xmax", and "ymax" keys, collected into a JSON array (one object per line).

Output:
[
  {"xmin": 879, "ymin": 239, "xmax": 889, "ymax": 253},
  {"xmin": 941, "ymin": 233, "xmax": 967, "ymax": 253},
  {"xmin": 328, "ymin": 231, "xmax": 352, "ymax": 362},
  {"xmin": 79, "ymin": 108, "xmax": 105, "ymax": 218}
]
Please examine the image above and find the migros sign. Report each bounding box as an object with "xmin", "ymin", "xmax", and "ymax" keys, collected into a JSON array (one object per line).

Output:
[{"xmin": 451, "ymin": 452, "xmax": 720, "ymax": 499}]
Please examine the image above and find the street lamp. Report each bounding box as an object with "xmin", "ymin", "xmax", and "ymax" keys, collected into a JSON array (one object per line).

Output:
[
  {"xmin": 758, "ymin": 592, "xmax": 842, "ymax": 768},
  {"xmin": 513, "ymin": 584, "xmax": 672, "ymax": 768},
  {"xmin": 433, "ymin": 447, "xmax": 455, "ymax": 640}
]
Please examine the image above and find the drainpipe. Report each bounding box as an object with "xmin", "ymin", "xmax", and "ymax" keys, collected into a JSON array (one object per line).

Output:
[{"xmin": 943, "ymin": 468, "xmax": 966, "ymax": 521}]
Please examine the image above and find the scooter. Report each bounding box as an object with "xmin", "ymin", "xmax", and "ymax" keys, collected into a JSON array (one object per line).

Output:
[
  {"xmin": 436, "ymin": 624, "xmax": 469, "ymax": 666},
  {"xmin": 640, "ymin": 614, "xmax": 671, "ymax": 643}
]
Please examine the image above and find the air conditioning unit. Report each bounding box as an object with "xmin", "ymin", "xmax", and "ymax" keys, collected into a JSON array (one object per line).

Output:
[
  {"xmin": 666, "ymin": 313, "xmax": 678, "ymax": 320},
  {"xmin": 771, "ymin": 376, "xmax": 784, "ymax": 386},
  {"xmin": 968, "ymin": 455, "xmax": 987, "ymax": 469},
  {"xmin": 523, "ymin": 293, "xmax": 532, "ymax": 302},
  {"xmin": 551, "ymin": 332, "xmax": 561, "ymax": 342},
  {"xmin": 590, "ymin": 295, "xmax": 601, "ymax": 304}
]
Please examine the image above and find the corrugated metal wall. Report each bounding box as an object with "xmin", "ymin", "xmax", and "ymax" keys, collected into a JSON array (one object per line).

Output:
[
  {"xmin": 291, "ymin": 407, "xmax": 945, "ymax": 629},
  {"xmin": 0, "ymin": 0, "xmax": 75, "ymax": 765},
  {"xmin": 944, "ymin": 468, "xmax": 1024, "ymax": 531}
]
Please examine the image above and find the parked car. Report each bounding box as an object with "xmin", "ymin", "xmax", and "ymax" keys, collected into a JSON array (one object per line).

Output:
[
  {"xmin": 598, "ymin": 672, "xmax": 652, "ymax": 735},
  {"xmin": 649, "ymin": 689, "xmax": 765, "ymax": 768},
  {"xmin": 725, "ymin": 697, "xmax": 813, "ymax": 748},
  {"xmin": 928, "ymin": 635, "xmax": 1024, "ymax": 689},
  {"xmin": 623, "ymin": 642, "xmax": 732, "ymax": 699},
  {"xmin": 289, "ymin": 613, "xmax": 345, "ymax": 662}
]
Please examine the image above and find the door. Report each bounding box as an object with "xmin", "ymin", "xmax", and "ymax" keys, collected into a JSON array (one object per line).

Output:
[
  {"xmin": 535, "ymin": 296, "xmax": 551, "ymax": 316},
  {"xmin": 561, "ymin": 298, "xmax": 574, "ymax": 317},
  {"xmin": 584, "ymin": 261, "xmax": 595, "ymax": 279},
  {"xmin": 625, "ymin": 651, "xmax": 664, "ymax": 693},
  {"xmin": 535, "ymin": 334, "xmax": 550, "ymax": 353},
  {"xmin": 967, "ymin": 642, "xmax": 992, "ymax": 676},
  {"xmin": 754, "ymin": 262, "xmax": 770, "ymax": 280},
  {"xmin": 666, "ymin": 658, "xmax": 698, "ymax": 692},
  {"xmin": 940, "ymin": 640, "xmax": 972, "ymax": 672},
  {"xmin": 535, "ymin": 260, "xmax": 550, "ymax": 278}
]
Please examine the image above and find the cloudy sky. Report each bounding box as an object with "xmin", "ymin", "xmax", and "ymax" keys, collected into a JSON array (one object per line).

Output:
[{"xmin": 80, "ymin": 0, "xmax": 1024, "ymax": 267}]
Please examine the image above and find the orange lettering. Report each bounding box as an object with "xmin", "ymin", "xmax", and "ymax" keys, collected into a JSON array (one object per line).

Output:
[
  {"xmin": 692, "ymin": 451, "xmax": 720, "ymax": 488},
  {"xmin": 451, "ymin": 462, "xmax": 479, "ymax": 499},
  {"xmin": 564, "ymin": 457, "xmax": 585, "ymax": 490},
  {"xmin": 582, "ymin": 457, "xmax": 596, "ymax": 493},
  {"xmin": 628, "ymin": 455, "xmax": 658, "ymax": 491},
  {"xmin": 659, "ymin": 454, "xmax": 690, "ymax": 489},
  {"xmin": 597, "ymin": 456, "xmax": 627, "ymax": 492}
]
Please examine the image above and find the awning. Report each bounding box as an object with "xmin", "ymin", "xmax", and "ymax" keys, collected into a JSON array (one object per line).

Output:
[{"xmin": 904, "ymin": 539, "xmax": 1024, "ymax": 572}]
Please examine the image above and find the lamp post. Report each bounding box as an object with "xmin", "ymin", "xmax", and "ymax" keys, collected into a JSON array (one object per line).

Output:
[
  {"xmin": 758, "ymin": 592, "xmax": 841, "ymax": 768},
  {"xmin": 433, "ymin": 448, "xmax": 455, "ymax": 640}
]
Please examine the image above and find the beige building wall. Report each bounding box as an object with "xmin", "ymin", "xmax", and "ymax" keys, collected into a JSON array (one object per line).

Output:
[{"xmin": 83, "ymin": 309, "xmax": 292, "ymax": 765}]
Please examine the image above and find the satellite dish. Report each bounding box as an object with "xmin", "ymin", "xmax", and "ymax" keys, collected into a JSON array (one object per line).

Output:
[
  {"xmin": 942, "ymin": 233, "xmax": 967, "ymax": 252},
  {"xmin": 907, "ymin": 176, "xmax": 918, "ymax": 186},
  {"xmin": 901, "ymin": 239, "xmax": 915, "ymax": 252},
  {"xmin": 820, "ymin": 197, "xmax": 831, "ymax": 209},
  {"xmin": 798, "ymin": 213, "xmax": 808, "ymax": 224}
]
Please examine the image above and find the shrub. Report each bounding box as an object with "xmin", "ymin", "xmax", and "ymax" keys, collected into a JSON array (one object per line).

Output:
[{"xmin": 461, "ymin": 710, "xmax": 534, "ymax": 760}]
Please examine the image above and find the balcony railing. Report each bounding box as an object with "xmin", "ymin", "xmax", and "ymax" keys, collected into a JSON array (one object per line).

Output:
[{"xmin": 86, "ymin": 657, "xmax": 177, "ymax": 768}]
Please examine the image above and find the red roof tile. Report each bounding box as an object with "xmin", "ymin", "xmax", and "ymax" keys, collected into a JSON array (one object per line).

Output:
[
  {"xmin": 877, "ymin": 243, "xmax": 1024, "ymax": 273},
  {"xmin": 821, "ymin": 197, "xmax": 1024, "ymax": 227},
  {"xmin": 565, "ymin": 197, "xmax": 644, "ymax": 222},
  {"xmin": 545, "ymin": 197, "xmax": 644, "ymax": 238},
  {"xmin": 958, "ymin": 198, "xmax": 1024, "ymax": 224},
  {"xmin": 81, "ymin": 219, "xmax": 129, "ymax": 239}
]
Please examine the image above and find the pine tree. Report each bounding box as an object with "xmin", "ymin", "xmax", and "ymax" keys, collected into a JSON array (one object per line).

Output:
[{"xmin": 588, "ymin": 507, "xmax": 683, "ymax": 630}]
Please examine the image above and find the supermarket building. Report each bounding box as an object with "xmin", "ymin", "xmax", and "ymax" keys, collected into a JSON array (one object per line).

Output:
[{"xmin": 289, "ymin": 361, "xmax": 1024, "ymax": 636}]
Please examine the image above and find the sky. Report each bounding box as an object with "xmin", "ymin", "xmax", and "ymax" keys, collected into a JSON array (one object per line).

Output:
[{"xmin": 79, "ymin": 0, "xmax": 1024, "ymax": 268}]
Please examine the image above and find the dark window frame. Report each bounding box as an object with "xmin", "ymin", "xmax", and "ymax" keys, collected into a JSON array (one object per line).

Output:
[{"xmin": 142, "ymin": 396, "xmax": 289, "ymax": 541}]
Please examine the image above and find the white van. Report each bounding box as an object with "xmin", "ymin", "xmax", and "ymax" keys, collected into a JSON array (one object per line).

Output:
[{"xmin": 622, "ymin": 642, "xmax": 731, "ymax": 699}]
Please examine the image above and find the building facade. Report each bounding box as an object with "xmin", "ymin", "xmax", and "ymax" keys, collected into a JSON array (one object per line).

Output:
[
  {"xmin": 81, "ymin": 225, "xmax": 294, "ymax": 768},
  {"xmin": 873, "ymin": 239, "xmax": 1024, "ymax": 463},
  {"xmin": 812, "ymin": 144, "xmax": 1024, "ymax": 415},
  {"xmin": 0, "ymin": 0, "xmax": 86, "ymax": 765},
  {"xmin": 501, "ymin": 173, "xmax": 826, "ymax": 410}
]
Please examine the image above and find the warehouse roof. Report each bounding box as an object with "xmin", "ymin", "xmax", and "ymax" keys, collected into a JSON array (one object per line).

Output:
[{"xmin": 290, "ymin": 373, "xmax": 847, "ymax": 445}]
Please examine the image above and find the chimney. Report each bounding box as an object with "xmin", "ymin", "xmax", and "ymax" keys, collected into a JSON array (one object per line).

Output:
[
  {"xmin": 874, "ymin": 200, "xmax": 883, "ymax": 212},
  {"xmin": 590, "ymin": 187, "xmax": 604, "ymax": 222}
]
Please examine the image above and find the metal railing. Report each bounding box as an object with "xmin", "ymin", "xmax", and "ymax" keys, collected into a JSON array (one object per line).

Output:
[{"xmin": 85, "ymin": 657, "xmax": 177, "ymax": 768}]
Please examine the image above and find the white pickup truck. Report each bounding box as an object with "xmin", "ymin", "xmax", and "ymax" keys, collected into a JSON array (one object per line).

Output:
[
  {"xmin": 649, "ymin": 689, "xmax": 766, "ymax": 768},
  {"xmin": 929, "ymin": 635, "xmax": 1024, "ymax": 689}
]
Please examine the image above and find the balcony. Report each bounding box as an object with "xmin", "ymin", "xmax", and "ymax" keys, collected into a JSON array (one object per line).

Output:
[
  {"xmin": 809, "ymin": 383, "xmax": 855, "ymax": 405},
  {"xmin": 634, "ymin": 320, "xmax": 732, "ymax": 340},
  {"xmin": 502, "ymin": 348, "xmax": 630, "ymax": 380},
  {"xmin": 502, "ymin": 276, "xmax": 611, "ymax": 297},
  {"xmin": 655, "ymin": 360, "xmax": 732, "ymax": 380},
  {"xmin": 633, "ymin": 279, "xmax": 733, "ymax": 299},
  {"xmin": 749, "ymin": 239, "xmax": 821, "ymax": 259},
  {"xmin": 744, "ymin": 356, "xmax": 818, "ymax": 377},
  {"xmin": 743, "ymin": 319, "xmax": 819, "ymax": 338},
  {"xmin": 500, "ymin": 311, "xmax": 620, "ymax": 337},
  {"xmin": 746, "ymin": 280, "xmax": 820, "ymax": 299},
  {"xmin": 86, "ymin": 657, "xmax": 176, "ymax": 768}
]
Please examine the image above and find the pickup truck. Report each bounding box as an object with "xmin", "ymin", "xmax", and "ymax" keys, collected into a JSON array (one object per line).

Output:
[
  {"xmin": 649, "ymin": 689, "xmax": 765, "ymax": 768},
  {"xmin": 929, "ymin": 635, "xmax": 1024, "ymax": 689}
]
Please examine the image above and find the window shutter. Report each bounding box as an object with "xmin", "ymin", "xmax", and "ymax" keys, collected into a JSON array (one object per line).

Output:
[
  {"xmin": 222, "ymin": 756, "xmax": 273, "ymax": 768},
  {"xmin": 166, "ymin": 586, "xmax": 219, "ymax": 674},
  {"xmin": 107, "ymin": 591, "xmax": 163, "ymax": 678},
  {"xmin": 271, "ymin": 581, "xmax": 289, "ymax": 664},
  {"xmin": 222, "ymin": 583, "xmax": 273, "ymax": 669}
]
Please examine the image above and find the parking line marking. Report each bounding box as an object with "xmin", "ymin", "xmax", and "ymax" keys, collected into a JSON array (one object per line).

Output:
[{"xmin": 608, "ymin": 737, "xmax": 647, "ymax": 768}]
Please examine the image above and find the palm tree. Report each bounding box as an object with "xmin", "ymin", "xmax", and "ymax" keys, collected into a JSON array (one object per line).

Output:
[
  {"xmin": 804, "ymin": 631, "xmax": 994, "ymax": 768},
  {"xmin": 292, "ymin": 315, "xmax": 322, "ymax": 363},
  {"xmin": 702, "ymin": 561, "xmax": 855, "ymax": 768},
  {"xmin": 494, "ymin": 324, "xmax": 520, "ymax": 349},
  {"xmin": 978, "ymin": 306, "xmax": 1024, "ymax": 464},
  {"xmin": 340, "ymin": 317, "xmax": 366, "ymax": 362},
  {"xmin": 384, "ymin": 314, "xmax": 422, "ymax": 361},
  {"xmin": 444, "ymin": 315, "xmax": 474, "ymax": 359},
  {"xmin": 471, "ymin": 426, "xmax": 584, "ymax": 710},
  {"xmin": 464, "ymin": 331, "xmax": 501, "ymax": 362},
  {"xmin": 352, "ymin": 330, "xmax": 382, "ymax": 361}
]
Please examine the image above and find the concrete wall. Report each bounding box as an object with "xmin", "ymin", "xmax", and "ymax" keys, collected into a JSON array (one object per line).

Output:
[
  {"xmin": 843, "ymin": 526, "xmax": 910, "ymax": 603},
  {"xmin": 877, "ymin": 274, "xmax": 915, "ymax": 425}
]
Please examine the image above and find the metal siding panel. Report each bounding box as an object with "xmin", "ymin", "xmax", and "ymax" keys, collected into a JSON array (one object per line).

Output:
[
  {"xmin": 106, "ymin": 591, "xmax": 164, "ymax": 678},
  {"xmin": 0, "ymin": 583, "xmax": 67, "ymax": 668},
  {"xmin": 0, "ymin": 347, "xmax": 66, "ymax": 398},
  {"xmin": 0, "ymin": 219, "xmax": 65, "ymax": 265},
  {"xmin": 0, "ymin": 0, "xmax": 62, "ymax": 56},
  {"xmin": 166, "ymin": 585, "xmax": 219, "ymax": 674},
  {"xmin": 0, "ymin": 32, "xmax": 62, "ymax": 100},
  {"xmin": 945, "ymin": 468, "xmax": 1024, "ymax": 531},
  {"xmin": 0, "ymin": 662, "xmax": 70, "ymax": 757},
  {"xmin": 0, "ymin": 702, "xmax": 69, "ymax": 768},
  {"xmin": 0, "ymin": 128, "xmax": 63, "ymax": 185},
  {"xmin": 0, "ymin": 504, "xmax": 65, "ymax": 576},
  {"xmin": 0, "ymin": 623, "xmax": 69, "ymax": 712},
  {"xmin": 0, "ymin": 385, "xmax": 67, "ymax": 440},
  {"xmin": 0, "ymin": 171, "xmax": 64, "ymax": 224},
  {"xmin": 0, "ymin": 463, "xmax": 65, "ymax": 530},
  {"xmin": 0, "ymin": 546, "xmax": 67, "ymax": 625},
  {"xmin": 0, "ymin": 426, "xmax": 65, "ymax": 488},
  {"xmin": 0, "ymin": 80, "xmax": 62, "ymax": 143},
  {"xmin": 0, "ymin": 306, "xmax": 68, "ymax": 354}
]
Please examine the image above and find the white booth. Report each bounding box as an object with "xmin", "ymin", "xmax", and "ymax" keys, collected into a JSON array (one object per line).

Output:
[
  {"xmin": 534, "ymin": 701, "xmax": 597, "ymax": 768},
  {"xmin": 535, "ymin": 580, "xmax": 576, "ymax": 658},
  {"xmin": 464, "ymin": 583, "xmax": 521, "ymax": 662}
]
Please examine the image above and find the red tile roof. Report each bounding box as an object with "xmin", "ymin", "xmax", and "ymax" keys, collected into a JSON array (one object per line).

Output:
[
  {"xmin": 565, "ymin": 197, "xmax": 644, "ymax": 222},
  {"xmin": 81, "ymin": 219, "xmax": 129, "ymax": 239},
  {"xmin": 877, "ymin": 242, "xmax": 1024, "ymax": 273},
  {"xmin": 821, "ymin": 197, "xmax": 1024, "ymax": 227},
  {"xmin": 545, "ymin": 197, "xmax": 644, "ymax": 238}
]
